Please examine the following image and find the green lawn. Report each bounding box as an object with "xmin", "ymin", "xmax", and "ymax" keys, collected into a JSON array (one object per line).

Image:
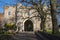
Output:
[
  {"xmin": 40, "ymin": 29, "xmax": 60, "ymax": 36},
  {"xmin": 45, "ymin": 29, "xmax": 60, "ymax": 37},
  {"xmin": 46, "ymin": 30, "xmax": 52, "ymax": 34}
]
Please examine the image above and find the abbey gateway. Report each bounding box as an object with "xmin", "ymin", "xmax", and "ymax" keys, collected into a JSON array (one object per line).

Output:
[{"xmin": 3, "ymin": 3, "xmax": 52, "ymax": 32}]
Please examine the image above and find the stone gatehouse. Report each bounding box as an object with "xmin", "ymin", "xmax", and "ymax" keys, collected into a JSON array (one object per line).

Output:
[{"xmin": 4, "ymin": 3, "xmax": 52, "ymax": 32}]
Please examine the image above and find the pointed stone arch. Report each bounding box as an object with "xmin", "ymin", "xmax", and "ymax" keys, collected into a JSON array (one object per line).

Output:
[{"xmin": 24, "ymin": 19, "xmax": 33, "ymax": 31}]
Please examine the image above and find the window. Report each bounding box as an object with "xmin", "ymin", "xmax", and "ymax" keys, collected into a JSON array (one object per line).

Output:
[{"xmin": 8, "ymin": 12, "xmax": 10, "ymax": 15}]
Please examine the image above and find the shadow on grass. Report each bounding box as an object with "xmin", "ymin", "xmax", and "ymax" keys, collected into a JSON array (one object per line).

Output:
[
  {"xmin": 0, "ymin": 34, "xmax": 16, "ymax": 40},
  {"xmin": 38, "ymin": 31, "xmax": 60, "ymax": 40}
]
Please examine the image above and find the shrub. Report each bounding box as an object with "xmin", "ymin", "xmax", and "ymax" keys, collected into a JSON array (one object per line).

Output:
[
  {"xmin": 12, "ymin": 24, "xmax": 17, "ymax": 30},
  {"xmin": 4, "ymin": 22, "xmax": 17, "ymax": 30}
]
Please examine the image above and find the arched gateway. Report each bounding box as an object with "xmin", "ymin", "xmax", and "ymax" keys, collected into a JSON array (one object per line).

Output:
[
  {"xmin": 24, "ymin": 20, "xmax": 33, "ymax": 31},
  {"xmin": 4, "ymin": 3, "xmax": 52, "ymax": 32}
]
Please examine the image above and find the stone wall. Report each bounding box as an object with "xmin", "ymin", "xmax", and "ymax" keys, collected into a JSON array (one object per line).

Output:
[{"xmin": 4, "ymin": 3, "xmax": 52, "ymax": 32}]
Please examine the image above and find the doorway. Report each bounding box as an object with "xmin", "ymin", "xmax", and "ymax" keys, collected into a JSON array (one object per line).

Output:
[{"xmin": 24, "ymin": 20, "xmax": 33, "ymax": 31}]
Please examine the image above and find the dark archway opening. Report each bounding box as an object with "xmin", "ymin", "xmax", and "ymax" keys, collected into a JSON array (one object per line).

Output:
[{"xmin": 24, "ymin": 20, "xmax": 33, "ymax": 31}]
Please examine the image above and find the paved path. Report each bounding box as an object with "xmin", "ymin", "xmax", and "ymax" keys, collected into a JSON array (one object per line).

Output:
[{"xmin": 13, "ymin": 32, "xmax": 39, "ymax": 40}]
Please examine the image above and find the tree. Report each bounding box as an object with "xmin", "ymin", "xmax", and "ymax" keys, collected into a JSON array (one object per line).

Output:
[
  {"xmin": 50, "ymin": 0, "xmax": 59, "ymax": 34},
  {"xmin": 36, "ymin": 0, "xmax": 47, "ymax": 32},
  {"xmin": 17, "ymin": 0, "xmax": 49, "ymax": 32}
]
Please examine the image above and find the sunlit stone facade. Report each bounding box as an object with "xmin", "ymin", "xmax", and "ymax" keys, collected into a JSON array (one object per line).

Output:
[{"xmin": 4, "ymin": 3, "xmax": 52, "ymax": 32}]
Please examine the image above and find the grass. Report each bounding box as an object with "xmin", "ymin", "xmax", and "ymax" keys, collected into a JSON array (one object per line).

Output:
[
  {"xmin": 39, "ymin": 29, "xmax": 60, "ymax": 37},
  {"xmin": 46, "ymin": 30, "xmax": 52, "ymax": 34},
  {"xmin": 39, "ymin": 29, "xmax": 52, "ymax": 34}
]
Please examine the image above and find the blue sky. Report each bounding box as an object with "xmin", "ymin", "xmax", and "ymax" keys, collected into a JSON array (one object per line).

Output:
[
  {"xmin": 0, "ymin": 0, "xmax": 59, "ymax": 13},
  {"xmin": 0, "ymin": 0, "xmax": 17, "ymax": 13},
  {"xmin": 0, "ymin": 0, "xmax": 33, "ymax": 13}
]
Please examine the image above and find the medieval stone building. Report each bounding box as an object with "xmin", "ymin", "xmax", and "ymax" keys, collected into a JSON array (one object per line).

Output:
[{"xmin": 4, "ymin": 3, "xmax": 52, "ymax": 32}]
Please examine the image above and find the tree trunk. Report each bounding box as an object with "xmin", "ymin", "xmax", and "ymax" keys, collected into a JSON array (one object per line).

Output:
[
  {"xmin": 41, "ymin": 17, "xmax": 46, "ymax": 32},
  {"xmin": 50, "ymin": 0, "xmax": 59, "ymax": 34},
  {"xmin": 43, "ymin": 20, "xmax": 46, "ymax": 32}
]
